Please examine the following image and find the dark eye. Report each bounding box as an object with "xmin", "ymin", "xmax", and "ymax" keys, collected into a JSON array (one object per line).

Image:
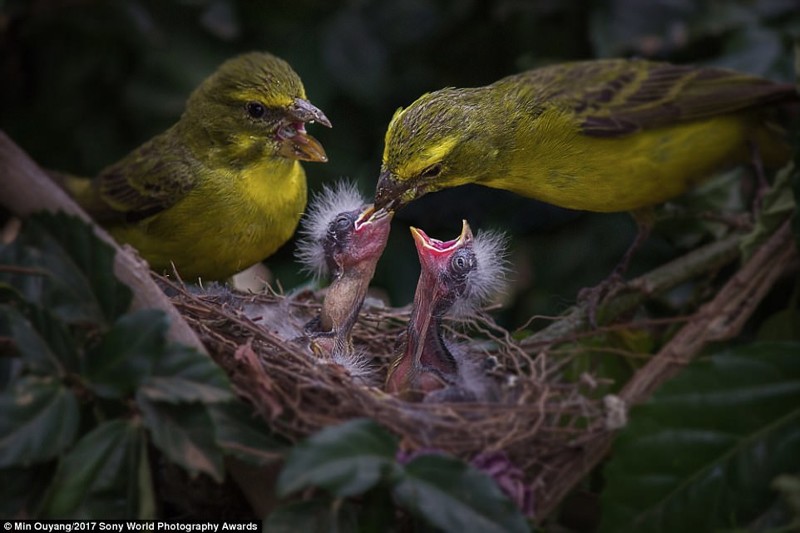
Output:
[
  {"xmin": 451, "ymin": 252, "xmax": 473, "ymax": 274},
  {"xmin": 246, "ymin": 101, "xmax": 266, "ymax": 118},
  {"xmin": 333, "ymin": 213, "xmax": 352, "ymax": 231},
  {"xmin": 420, "ymin": 163, "xmax": 442, "ymax": 179}
]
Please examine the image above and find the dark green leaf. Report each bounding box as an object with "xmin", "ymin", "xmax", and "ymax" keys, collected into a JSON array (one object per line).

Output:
[
  {"xmin": 0, "ymin": 212, "xmax": 131, "ymax": 325},
  {"xmin": 0, "ymin": 376, "xmax": 79, "ymax": 468},
  {"xmin": 139, "ymin": 344, "xmax": 232, "ymax": 404},
  {"xmin": 264, "ymin": 497, "xmax": 359, "ymax": 533},
  {"xmin": 40, "ymin": 418, "xmax": 153, "ymax": 518},
  {"xmin": 600, "ymin": 342, "xmax": 800, "ymax": 533},
  {"xmin": 393, "ymin": 454, "xmax": 529, "ymax": 533},
  {"xmin": 83, "ymin": 309, "xmax": 166, "ymax": 398},
  {"xmin": 208, "ymin": 402, "xmax": 285, "ymax": 465},
  {"xmin": 138, "ymin": 396, "xmax": 225, "ymax": 482},
  {"xmin": 277, "ymin": 418, "xmax": 398, "ymax": 498},
  {"xmin": 0, "ymin": 304, "xmax": 63, "ymax": 375}
]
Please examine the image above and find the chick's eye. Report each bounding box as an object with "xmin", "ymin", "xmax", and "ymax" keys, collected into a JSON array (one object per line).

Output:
[
  {"xmin": 451, "ymin": 252, "xmax": 474, "ymax": 274},
  {"xmin": 333, "ymin": 213, "xmax": 352, "ymax": 231},
  {"xmin": 420, "ymin": 163, "xmax": 442, "ymax": 179},
  {"xmin": 246, "ymin": 101, "xmax": 266, "ymax": 119}
]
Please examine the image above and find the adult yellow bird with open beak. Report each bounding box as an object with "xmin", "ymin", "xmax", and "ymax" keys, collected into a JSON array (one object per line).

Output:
[{"xmin": 61, "ymin": 51, "xmax": 331, "ymax": 281}]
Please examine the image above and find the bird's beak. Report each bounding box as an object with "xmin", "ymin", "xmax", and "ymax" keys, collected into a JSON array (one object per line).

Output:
[
  {"xmin": 374, "ymin": 169, "xmax": 419, "ymax": 212},
  {"xmin": 288, "ymin": 98, "xmax": 332, "ymax": 128},
  {"xmin": 410, "ymin": 220, "xmax": 473, "ymax": 272},
  {"xmin": 277, "ymin": 98, "xmax": 332, "ymax": 163}
]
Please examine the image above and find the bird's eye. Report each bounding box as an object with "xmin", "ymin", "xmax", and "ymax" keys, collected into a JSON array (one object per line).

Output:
[
  {"xmin": 420, "ymin": 164, "xmax": 442, "ymax": 179},
  {"xmin": 246, "ymin": 101, "xmax": 266, "ymax": 119},
  {"xmin": 451, "ymin": 252, "xmax": 474, "ymax": 274},
  {"xmin": 333, "ymin": 213, "xmax": 353, "ymax": 231}
]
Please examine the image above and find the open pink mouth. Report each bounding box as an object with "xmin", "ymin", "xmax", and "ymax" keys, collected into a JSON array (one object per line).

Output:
[
  {"xmin": 410, "ymin": 220, "xmax": 472, "ymax": 258},
  {"xmin": 277, "ymin": 121, "xmax": 307, "ymax": 141}
]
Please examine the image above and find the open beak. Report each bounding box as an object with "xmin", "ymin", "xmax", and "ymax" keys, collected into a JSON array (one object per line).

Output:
[
  {"xmin": 277, "ymin": 98, "xmax": 331, "ymax": 163},
  {"xmin": 410, "ymin": 220, "xmax": 473, "ymax": 271}
]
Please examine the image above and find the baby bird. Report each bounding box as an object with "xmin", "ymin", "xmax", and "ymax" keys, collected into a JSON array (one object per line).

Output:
[
  {"xmin": 385, "ymin": 220, "xmax": 507, "ymax": 401},
  {"xmin": 296, "ymin": 183, "xmax": 393, "ymax": 381}
]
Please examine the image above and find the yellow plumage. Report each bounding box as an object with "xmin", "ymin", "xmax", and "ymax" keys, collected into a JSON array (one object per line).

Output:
[
  {"xmin": 62, "ymin": 52, "xmax": 330, "ymax": 281},
  {"xmin": 374, "ymin": 58, "xmax": 796, "ymax": 213}
]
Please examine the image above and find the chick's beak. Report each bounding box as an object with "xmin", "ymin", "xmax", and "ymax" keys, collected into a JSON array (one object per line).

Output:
[
  {"xmin": 410, "ymin": 220, "xmax": 473, "ymax": 272},
  {"xmin": 277, "ymin": 98, "xmax": 331, "ymax": 163}
]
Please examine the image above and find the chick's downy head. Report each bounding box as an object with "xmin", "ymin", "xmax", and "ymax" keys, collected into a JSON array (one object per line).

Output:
[
  {"xmin": 411, "ymin": 220, "xmax": 508, "ymax": 317},
  {"xmin": 183, "ymin": 51, "xmax": 331, "ymax": 163},
  {"xmin": 296, "ymin": 181, "xmax": 393, "ymax": 279}
]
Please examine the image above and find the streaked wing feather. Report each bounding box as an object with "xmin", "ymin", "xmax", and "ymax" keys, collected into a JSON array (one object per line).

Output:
[
  {"xmin": 96, "ymin": 133, "xmax": 199, "ymax": 222},
  {"xmin": 505, "ymin": 60, "xmax": 796, "ymax": 138}
]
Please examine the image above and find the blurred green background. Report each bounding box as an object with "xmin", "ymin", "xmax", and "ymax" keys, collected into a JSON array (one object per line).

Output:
[{"xmin": 1, "ymin": 0, "xmax": 798, "ymax": 327}]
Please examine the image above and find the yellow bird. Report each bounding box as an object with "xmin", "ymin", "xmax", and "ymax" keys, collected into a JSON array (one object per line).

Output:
[
  {"xmin": 374, "ymin": 58, "xmax": 796, "ymax": 231},
  {"xmin": 61, "ymin": 51, "xmax": 330, "ymax": 281}
]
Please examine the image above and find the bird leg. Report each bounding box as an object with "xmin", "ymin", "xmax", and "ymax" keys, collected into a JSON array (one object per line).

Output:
[{"xmin": 580, "ymin": 209, "xmax": 653, "ymax": 326}]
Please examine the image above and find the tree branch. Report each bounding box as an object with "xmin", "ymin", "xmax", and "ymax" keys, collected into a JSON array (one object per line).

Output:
[
  {"xmin": 0, "ymin": 129, "xmax": 205, "ymax": 352},
  {"xmin": 536, "ymin": 219, "xmax": 798, "ymax": 519}
]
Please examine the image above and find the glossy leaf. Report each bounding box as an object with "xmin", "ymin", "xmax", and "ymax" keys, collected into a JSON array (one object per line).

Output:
[
  {"xmin": 40, "ymin": 418, "xmax": 153, "ymax": 518},
  {"xmin": 0, "ymin": 212, "xmax": 131, "ymax": 326},
  {"xmin": 393, "ymin": 453, "xmax": 530, "ymax": 533},
  {"xmin": 277, "ymin": 418, "xmax": 399, "ymax": 498},
  {"xmin": 0, "ymin": 376, "xmax": 79, "ymax": 468},
  {"xmin": 208, "ymin": 402, "xmax": 285, "ymax": 465},
  {"xmin": 139, "ymin": 344, "xmax": 233, "ymax": 404},
  {"xmin": 83, "ymin": 309, "xmax": 166, "ymax": 398},
  {"xmin": 138, "ymin": 396, "xmax": 225, "ymax": 482},
  {"xmin": 0, "ymin": 304, "xmax": 64, "ymax": 375},
  {"xmin": 600, "ymin": 342, "xmax": 800, "ymax": 533}
]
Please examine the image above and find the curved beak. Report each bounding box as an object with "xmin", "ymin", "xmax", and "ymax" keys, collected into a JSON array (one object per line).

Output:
[
  {"xmin": 410, "ymin": 220, "xmax": 473, "ymax": 271},
  {"xmin": 374, "ymin": 169, "xmax": 418, "ymax": 211},
  {"xmin": 277, "ymin": 98, "xmax": 331, "ymax": 163},
  {"xmin": 288, "ymin": 98, "xmax": 332, "ymax": 128}
]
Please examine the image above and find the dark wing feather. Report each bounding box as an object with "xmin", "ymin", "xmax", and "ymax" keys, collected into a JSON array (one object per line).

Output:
[
  {"xmin": 95, "ymin": 130, "xmax": 200, "ymax": 223},
  {"xmin": 503, "ymin": 59, "xmax": 797, "ymax": 138}
]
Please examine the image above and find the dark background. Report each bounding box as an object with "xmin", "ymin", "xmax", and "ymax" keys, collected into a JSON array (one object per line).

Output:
[{"xmin": 1, "ymin": 0, "xmax": 797, "ymax": 327}]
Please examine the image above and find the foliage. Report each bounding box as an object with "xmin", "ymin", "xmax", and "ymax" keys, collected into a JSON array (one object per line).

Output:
[
  {"xmin": 600, "ymin": 342, "xmax": 800, "ymax": 532},
  {"xmin": 0, "ymin": 213, "xmax": 280, "ymax": 518},
  {"xmin": 2, "ymin": 0, "xmax": 800, "ymax": 530},
  {"xmin": 268, "ymin": 419, "xmax": 530, "ymax": 533}
]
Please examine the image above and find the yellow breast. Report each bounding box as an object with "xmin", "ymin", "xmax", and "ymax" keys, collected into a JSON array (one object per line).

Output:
[{"xmin": 111, "ymin": 158, "xmax": 307, "ymax": 280}]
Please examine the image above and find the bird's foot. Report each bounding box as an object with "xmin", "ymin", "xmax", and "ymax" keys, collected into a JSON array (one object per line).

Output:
[{"xmin": 577, "ymin": 271, "xmax": 626, "ymax": 328}]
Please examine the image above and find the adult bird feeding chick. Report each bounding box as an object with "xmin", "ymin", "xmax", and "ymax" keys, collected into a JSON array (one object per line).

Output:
[
  {"xmin": 296, "ymin": 183, "xmax": 393, "ymax": 382},
  {"xmin": 59, "ymin": 51, "xmax": 331, "ymax": 281},
  {"xmin": 385, "ymin": 220, "xmax": 507, "ymax": 402},
  {"xmin": 374, "ymin": 58, "xmax": 797, "ymax": 292}
]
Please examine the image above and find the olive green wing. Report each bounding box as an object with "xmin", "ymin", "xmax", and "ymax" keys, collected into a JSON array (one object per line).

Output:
[
  {"xmin": 510, "ymin": 59, "xmax": 797, "ymax": 137},
  {"xmin": 93, "ymin": 133, "xmax": 200, "ymax": 223}
]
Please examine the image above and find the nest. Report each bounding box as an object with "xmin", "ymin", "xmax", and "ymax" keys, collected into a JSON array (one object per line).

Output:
[{"xmin": 161, "ymin": 276, "xmax": 608, "ymax": 509}]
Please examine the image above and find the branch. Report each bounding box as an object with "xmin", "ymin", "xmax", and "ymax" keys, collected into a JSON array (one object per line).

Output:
[
  {"xmin": 0, "ymin": 129, "xmax": 205, "ymax": 352},
  {"xmin": 536, "ymin": 219, "xmax": 798, "ymax": 519},
  {"xmin": 521, "ymin": 233, "xmax": 743, "ymax": 349}
]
